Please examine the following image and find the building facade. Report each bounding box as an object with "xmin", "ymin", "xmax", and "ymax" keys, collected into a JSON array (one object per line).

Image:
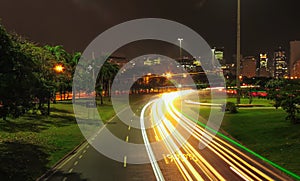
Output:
[
  {"xmin": 290, "ymin": 41, "xmax": 300, "ymax": 77},
  {"xmin": 273, "ymin": 47, "xmax": 288, "ymax": 78},
  {"xmin": 241, "ymin": 56, "xmax": 257, "ymax": 78},
  {"xmin": 257, "ymin": 53, "xmax": 271, "ymax": 77}
]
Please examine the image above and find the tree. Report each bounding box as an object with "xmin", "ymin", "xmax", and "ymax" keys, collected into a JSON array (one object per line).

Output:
[
  {"xmin": 0, "ymin": 24, "xmax": 40, "ymax": 119},
  {"xmin": 70, "ymin": 52, "xmax": 81, "ymax": 102},
  {"xmin": 96, "ymin": 61, "xmax": 119, "ymax": 103},
  {"xmin": 45, "ymin": 45, "xmax": 72, "ymax": 102},
  {"xmin": 0, "ymin": 22, "xmax": 76, "ymax": 119},
  {"xmin": 265, "ymin": 79, "xmax": 285, "ymax": 109},
  {"xmin": 266, "ymin": 79, "xmax": 300, "ymax": 124}
]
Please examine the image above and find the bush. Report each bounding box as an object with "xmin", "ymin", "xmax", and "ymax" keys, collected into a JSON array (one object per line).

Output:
[{"xmin": 222, "ymin": 102, "xmax": 238, "ymax": 113}]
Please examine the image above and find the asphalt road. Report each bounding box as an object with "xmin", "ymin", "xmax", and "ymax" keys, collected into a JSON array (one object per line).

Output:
[{"xmin": 43, "ymin": 90, "xmax": 293, "ymax": 181}]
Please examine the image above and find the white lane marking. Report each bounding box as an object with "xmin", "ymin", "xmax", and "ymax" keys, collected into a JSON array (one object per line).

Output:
[
  {"xmin": 140, "ymin": 100, "xmax": 165, "ymax": 181},
  {"xmin": 83, "ymin": 150, "xmax": 86, "ymax": 154},
  {"xmin": 74, "ymin": 161, "xmax": 78, "ymax": 166},
  {"xmin": 124, "ymin": 156, "xmax": 127, "ymax": 167},
  {"xmin": 51, "ymin": 107, "xmax": 129, "ymax": 177},
  {"xmin": 56, "ymin": 142, "xmax": 89, "ymax": 169},
  {"xmin": 68, "ymin": 168, "xmax": 73, "ymax": 173},
  {"xmin": 125, "ymin": 136, "xmax": 129, "ymax": 142},
  {"xmin": 79, "ymin": 155, "xmax": 83, "ymax": 159},
  {"xmin": 86, "ymin": 145, "xmax": 90, "ymax": 149},
  {"xmin": 62, "ymin": 177, "xmax": 67, "ymax": 181},
  {"xmin": 230, "ymin": 166, "xmax": 250, "ymax": 181}
]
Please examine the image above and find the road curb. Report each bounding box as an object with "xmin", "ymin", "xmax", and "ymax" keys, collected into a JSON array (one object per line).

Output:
[{"xmin": 36, "ymin": 140, "xmax": 86, "ymax": 181}]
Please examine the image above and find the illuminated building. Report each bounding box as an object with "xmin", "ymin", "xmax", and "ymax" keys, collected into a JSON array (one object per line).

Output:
[
  {"xmin": 144, "ymin": 57, "xmax": 161, "ymax": 66},
  {"xmin": 290, "ymin": 41, "xmax": 300, "ymax": 77},
  {"xmin": 212, "ymin": 47, "xmax": 225, "ymax": 66},
  {"xmin": 273, "ymin": 47, "xmax": 288, "ymax": 78},
  {"xmin": 222, "ymin": 63, "xmax": 236, "ymax": 77},
  {"xmin": 257, "ymin": 53, "xmax": 271, "ymax": 77},
  {"xmin": 241, "ymin": 56, "xmax": 256, "ymax": 78},
  {"xmin": 177, "ymin": 57, "xmax": 197, "ymax": 72},
  {"xmin": 292, "ymin": 60, "xmax": 300, "ymax": 78}
]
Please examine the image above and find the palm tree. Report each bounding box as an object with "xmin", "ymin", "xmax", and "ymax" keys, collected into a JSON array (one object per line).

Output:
[
  {"xmin": 96, "ymin": 61, "xmax": 119, "ymax": 104},
  {"xmin": 70, "ymin": 52, "xmax": 81, "ymax": 102}
]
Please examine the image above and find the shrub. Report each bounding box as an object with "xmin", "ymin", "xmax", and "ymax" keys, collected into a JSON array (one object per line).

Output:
[{"xmin": 222, "ymin": 102, "xmax": 238, "ymax": 113}]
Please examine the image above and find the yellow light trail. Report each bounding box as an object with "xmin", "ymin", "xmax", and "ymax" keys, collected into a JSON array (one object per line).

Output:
[
  {"xmin": 167, "ymin": 91, "xmax": 275, "ymax": 181},
  {"xmin": 143, "ymin": 90, "xmax": 283, "ymax": 181},
  {"xmin": 152, "ymin": 99, "xmax": 195, "ymax": 181},
  {"xmin": 155, "ymin": 98, "xmax": 225, "ymax": 181}
]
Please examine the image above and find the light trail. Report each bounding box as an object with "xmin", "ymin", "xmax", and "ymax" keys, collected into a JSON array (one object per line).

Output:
[
  {"xmin": 152, "ymin": 99, "xmax": 195, "ymax": 181},
  {"xmin": 176, "ymin": 103, "xmax": 295, "ymax": 180},
  {"xmin": 140, "ymin": 90, "xmax": 295, "ymax": 181},
  {"xmin": 155, "ymin": 98, "xmax": 225, "ymax": 181},
  {"xmin": 140, "ymin": 100, "xmax": 165, "ymax": 181},
  {"xmin": 166, "ymin": 93, "xmax": 275, "ymax": 180}
]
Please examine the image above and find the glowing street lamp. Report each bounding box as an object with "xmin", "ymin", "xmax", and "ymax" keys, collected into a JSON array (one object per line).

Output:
[
  {"xmin": 54, "ymin": 64, "xmax": 64, "ymax": 73},
  {"xmin": 166, "ymin": 72, "xmax": 172, "ymax": 79},
  {"xmin": 53, "ymin": 64, "xmax": 65, "ymax": 102}
]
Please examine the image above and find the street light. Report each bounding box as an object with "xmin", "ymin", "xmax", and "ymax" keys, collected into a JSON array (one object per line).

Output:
[
  {"xmin": 236, "ymin": 0, "xmax": 241, "ymax": 104},
  {"xmin": 54, "ymin": 64, "xmax": 64, "ymax": 73},
  {"xmin": 54, "ymin": 64, "xmax": 65, "ymax": 102},
  {"xmin": 178, "ymin": 38, "xmax": 183, "ymax": 60},
  {"xmin": 166, "ymin": 72, "xmax": 172, "ymax": 79}
]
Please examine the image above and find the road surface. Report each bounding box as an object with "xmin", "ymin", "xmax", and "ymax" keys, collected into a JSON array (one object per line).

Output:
[{"xmin": 42, "ymin": 90, "xmax": 292, "ymax": 181}]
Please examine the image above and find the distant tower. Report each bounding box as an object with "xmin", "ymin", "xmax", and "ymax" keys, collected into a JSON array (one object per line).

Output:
[
  {"xmin": 257, "ymin": 53, "xmax": 270, "ymax": 77},
  {"xmin": 290, "ymin": 41, "xmax": 300, "ymax": 77},
  {"xmin": 273, "ymin": 47, "xmax": 288, "ymax": 79}
]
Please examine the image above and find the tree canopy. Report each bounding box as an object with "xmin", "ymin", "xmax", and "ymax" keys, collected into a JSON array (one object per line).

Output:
[
  {"xmin": 0, "ymin": 22, "xmax": 80, "ymax": 119},
  {"xmin": 266, "ymin": 79, "xmax": 300, "ymax": 124}
]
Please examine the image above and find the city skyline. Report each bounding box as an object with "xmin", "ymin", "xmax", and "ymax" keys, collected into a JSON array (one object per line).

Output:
[{"xmin": 0, "ymin": 0, "xmax": 300, "ymax": 62}]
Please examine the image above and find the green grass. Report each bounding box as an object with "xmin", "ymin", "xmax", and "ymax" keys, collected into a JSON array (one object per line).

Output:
[
  {"xmin": 221, "ymin": 109, "xmax": 300, "ymax": 176},
  {"xmin": 227, "ymin": 97, "xmax": 275, "ymax": 106},
  {"xmin": 0, "ymin": 100, "xmax": 116, "ymax": 181},
  {"xmin": 190, "ymin": 105, "xmax": 300, "ymax": 177}
]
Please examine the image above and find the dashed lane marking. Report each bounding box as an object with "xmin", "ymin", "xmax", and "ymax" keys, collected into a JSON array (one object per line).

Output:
[{"xmin": 123, "ymin": 156, "xmax": 127, "ymax": 167}]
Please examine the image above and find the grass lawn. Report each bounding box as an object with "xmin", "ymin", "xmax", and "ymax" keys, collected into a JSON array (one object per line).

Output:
[
  {"xmin": 0, "ymin": 100, "xmax": 115, "ymax": 181},
  {"xmin": 191, "ymin": 104, "xmax": 300, "ymax": 177},
  {"xmin": 227, "ymin": 97, "xmax": 275, "ymax": 106}
]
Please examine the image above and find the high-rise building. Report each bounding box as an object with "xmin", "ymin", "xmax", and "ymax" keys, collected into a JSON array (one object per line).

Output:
[
  {"xmin": 241, "ymin": 56, "xmax": 256, "ymax": 78},
  {"xmin": 257, "ymin": 53, "xmax": 271, "ymax": 77},
  {"xmin": 212, "ymin": 47, "xmax": 225, "ymax": 66},
  {"xmin": 273, "ymin": 47, "xmax": 288, "ymax": 78},
  {"xmin": 290, "ymin": 41, "xmax": 300, "ymax": 77}
]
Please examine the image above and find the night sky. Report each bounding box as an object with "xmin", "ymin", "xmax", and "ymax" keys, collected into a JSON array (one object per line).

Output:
[{"xmin": 1, "ymin": 0, "xmax": 300, "ymax": 62}]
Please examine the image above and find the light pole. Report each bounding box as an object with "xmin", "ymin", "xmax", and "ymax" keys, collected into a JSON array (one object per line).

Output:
[
  {"xmin": 236, "ymin": 0, "xmax": 241, "ymax": 104},
  {"xmin": 178, "ymin": 38, "xmax": 183, "ymax": 60}
]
